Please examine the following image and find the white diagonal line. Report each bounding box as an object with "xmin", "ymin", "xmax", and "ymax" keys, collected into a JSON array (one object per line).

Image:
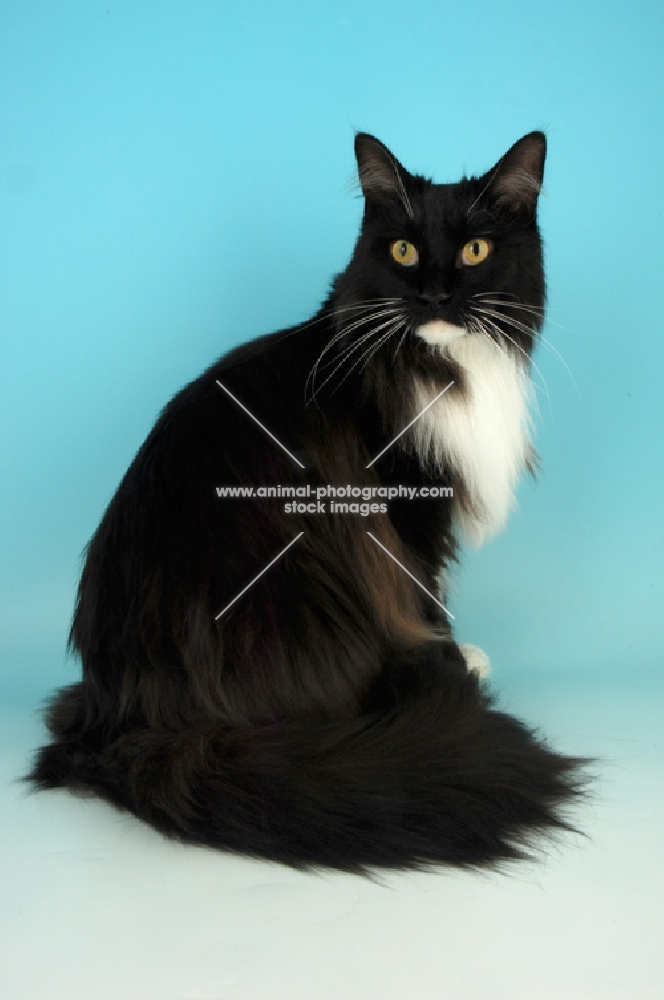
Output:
[
  {"xmin": 216, "ymin": 379, "xmax": 305, "ymax": 469},
  {"xmin": 365, "ymin": 380, "xmax": 454, "ymax": 468},
  {"xmin": 366, "ymin": 531, "xmax": 454, "ymax": 620},
  {"xmin": 215, "ymin": 532, "xmax": 304, "ymax": 620}
]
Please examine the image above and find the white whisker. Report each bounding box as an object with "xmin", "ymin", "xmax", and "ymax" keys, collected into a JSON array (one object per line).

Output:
[
  {"xmin": 469, "ymin": 307, "xmax": 552, "ymax": 411},
  {"xmin": 474, "ymin": 304, "xmax": 579, "ymax": 395},
  {"xmin": 285, "ymin": 298, "xmax": 402, "ymax": 341},
  {"xmin": 359, "ymin": 321, "xmax": 404, "ymax": 374},
  {"xmin": 308, "ymin": 314, "xmax": 404, "ymax": 402},
  {"xmin": 334, "ymin": 320, "xmax": 403, "ymax": 393},
  {"xmin": 305, "ymin": 305, "xmax": 401, "ymax": 403},
  {"xmin": 472, "ymin": 305, "xmax": 537, "ymax": 340},
  {"xmin": 534, "ymin": 332, "xmax": 582, "ymax": 399},
  {"xmin": 472, "ymin": 294, "xmax": 578, "ymax": 333},
  {"xmin": 392, "ymin": 323, "xmax": 411, "ymax": 363}
]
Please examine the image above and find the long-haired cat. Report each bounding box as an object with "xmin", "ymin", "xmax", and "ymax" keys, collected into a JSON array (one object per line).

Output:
[{"xmin": 29, "ymin": 131, "xmax": 589, "ymax": 874}]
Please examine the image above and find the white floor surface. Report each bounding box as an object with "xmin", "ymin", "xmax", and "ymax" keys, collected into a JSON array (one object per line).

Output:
[{"xmin": 1, "ymin": 674, "xmax": 662, "ymax": 1000}]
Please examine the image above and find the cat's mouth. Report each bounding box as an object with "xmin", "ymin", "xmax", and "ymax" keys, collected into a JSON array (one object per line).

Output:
[{"xmin": 415, "ymin": 319, "xmax": 467, "ymax": 348}]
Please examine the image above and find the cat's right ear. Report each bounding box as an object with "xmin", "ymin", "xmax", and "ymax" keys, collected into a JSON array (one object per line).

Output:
[{"xmin": 354, "ymin": 133, "xmax": 412, "ymax": 213}]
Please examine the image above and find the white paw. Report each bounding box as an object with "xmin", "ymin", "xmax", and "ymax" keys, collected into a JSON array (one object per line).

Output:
[{"xmin": 458, "ymin": 643, "xmax": 491, "ymax": 680}]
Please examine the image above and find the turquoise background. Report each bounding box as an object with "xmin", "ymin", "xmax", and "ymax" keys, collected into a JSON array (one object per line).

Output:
[
  {"xmin": 1, "ymin": 2, "xmax": 663, "ymax": 694},
  {"xmin": 2, "ymin": 2, "xmax": 662, "ymax": 700},
  {"xmin": 1, "ymin": 4, "xmax": 662, "ymax": 998}
]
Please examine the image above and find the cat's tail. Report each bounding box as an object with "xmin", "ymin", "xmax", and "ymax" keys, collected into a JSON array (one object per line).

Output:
[{"xmin": 28, "ymin": 651, "xmax": 591, "ymax": 875}]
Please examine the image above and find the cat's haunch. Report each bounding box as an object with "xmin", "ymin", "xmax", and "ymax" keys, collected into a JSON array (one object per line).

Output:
[{"xmin": 28, "ymin": 132, "xmax": 591, "ymax": 875}]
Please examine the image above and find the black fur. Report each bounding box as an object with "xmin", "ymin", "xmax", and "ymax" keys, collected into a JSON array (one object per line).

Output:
[{"xmin": 29, "ymin": 132, "xmax": 590, "ymax": 875}]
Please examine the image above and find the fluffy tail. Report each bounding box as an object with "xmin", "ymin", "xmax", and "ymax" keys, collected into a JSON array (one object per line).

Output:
[{"xmin": 28, "ymin": 653, "xmax": 590, "ymax": 875}]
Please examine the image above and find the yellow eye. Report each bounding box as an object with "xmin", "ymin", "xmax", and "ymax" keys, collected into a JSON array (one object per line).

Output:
[
  {"xmin": 390, "ymin": 240, "xmax": 419, "ymax": 267},
  {"xmin": 461, "ymin": 238, "xmax": 492, "ymax": 266}
]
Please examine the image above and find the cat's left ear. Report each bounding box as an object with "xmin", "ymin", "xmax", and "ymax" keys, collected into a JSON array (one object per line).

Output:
[
  {"xmin": 354, "ymin": 133, "xmax": 412, "ymax": 209},
  {"xmin": 486, "ymin": 131, "xmax": 546, "ymax": 214}
]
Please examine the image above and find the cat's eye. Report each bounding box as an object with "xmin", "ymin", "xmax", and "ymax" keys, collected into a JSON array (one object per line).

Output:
[
  {"xmin": 461, "ymin": 238, "xmax": 492, "ymax": 266},
  {"xmin": 390, "ymin": 240, "xmax": 419, "ymax": 267}
]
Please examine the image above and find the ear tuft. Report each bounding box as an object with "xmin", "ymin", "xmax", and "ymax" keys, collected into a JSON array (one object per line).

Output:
[
  {"xmin": 354, "ymin": 133, "xmax": 411, "ymax": 211},
  {"xmin": 488, "ymin": 131, "xmax": 546, "ymax": 213}
]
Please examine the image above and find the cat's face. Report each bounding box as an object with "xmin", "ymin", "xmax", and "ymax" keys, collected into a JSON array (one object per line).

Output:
[{"xmin": 332, "ymin": 132, "xmax": 546, "ymax": 367}]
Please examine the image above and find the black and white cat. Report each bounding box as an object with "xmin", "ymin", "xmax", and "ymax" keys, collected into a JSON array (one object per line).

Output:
[{"xmin": 30, "ymin": 132, "xmax": 588, "ymax": 874}]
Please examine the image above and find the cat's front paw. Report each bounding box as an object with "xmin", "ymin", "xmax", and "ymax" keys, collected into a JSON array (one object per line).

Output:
[{"xmin": 458, "ymin": 643, "xmax": 491, "ymax": 680}]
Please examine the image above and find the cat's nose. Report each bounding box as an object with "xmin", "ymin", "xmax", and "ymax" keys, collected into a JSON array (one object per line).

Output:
[{"xmin": 418, "ymin": 291, "xmax": 452, "ymax": 308}]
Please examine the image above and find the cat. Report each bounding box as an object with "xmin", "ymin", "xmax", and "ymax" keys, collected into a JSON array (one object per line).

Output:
[{"xmin": 29, "ymin": 131, "xmax": 589, "ymax": 875}]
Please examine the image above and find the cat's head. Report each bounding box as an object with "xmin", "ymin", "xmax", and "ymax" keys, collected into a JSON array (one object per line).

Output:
[{"xmin": 329, "ymin": 131, "xmax": 546, "ymax": 388}]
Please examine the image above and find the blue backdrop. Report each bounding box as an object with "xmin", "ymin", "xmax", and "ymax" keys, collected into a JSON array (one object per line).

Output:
[
  {"xmin": 2, "ymin": 5, "xmax": 663, "ymax": 999},
  {"xmin": 1, "ymin": 0, "xmax": 662, "ymax": 700}
]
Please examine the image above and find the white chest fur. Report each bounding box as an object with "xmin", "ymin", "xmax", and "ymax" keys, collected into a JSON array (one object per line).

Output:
[{"xmin": 411, "ymin": 325, "xmax": 533, "ymax": 547}]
